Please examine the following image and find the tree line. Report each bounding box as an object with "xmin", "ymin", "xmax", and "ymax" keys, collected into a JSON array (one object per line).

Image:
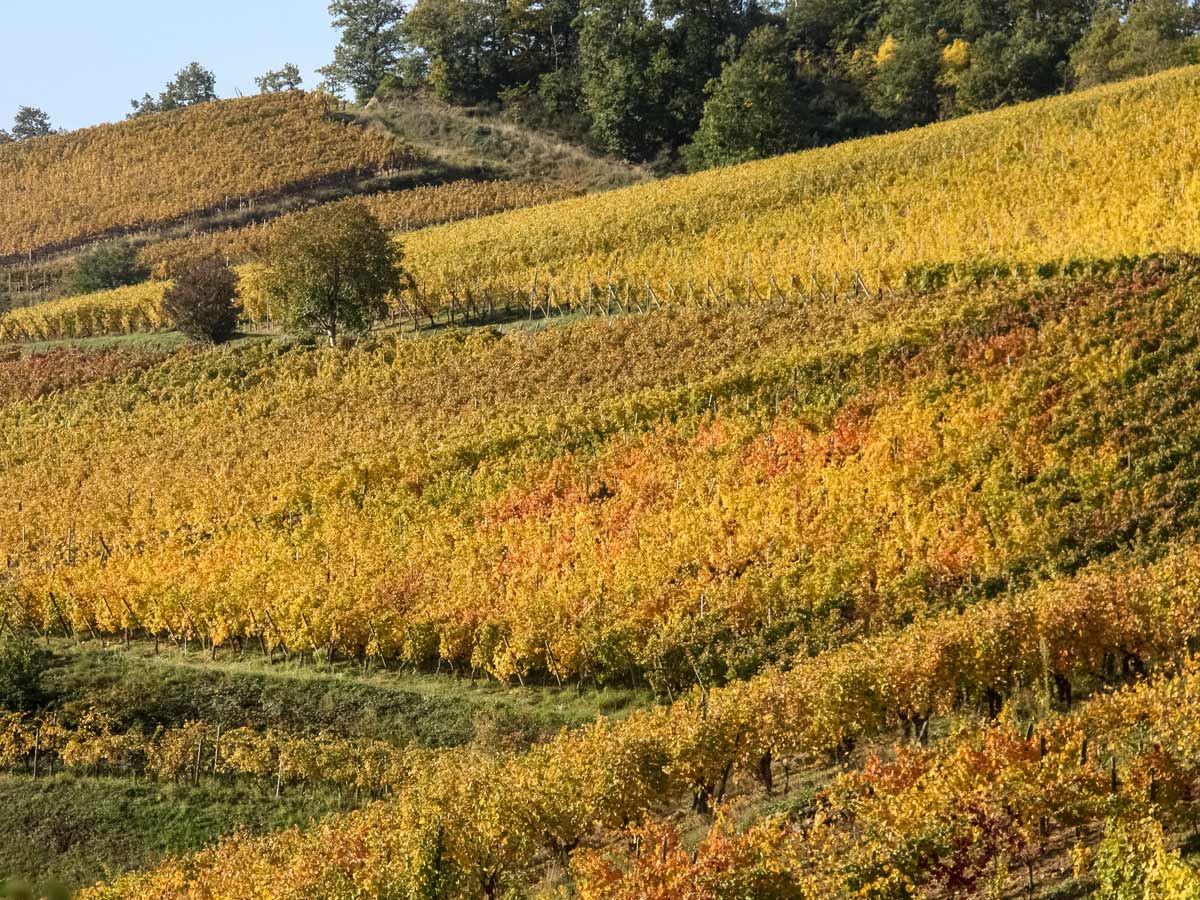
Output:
[
  {"xmin": 316, "ymin": 0, "xmax": 1200, "ymax": 170},
  {"xmin": 5, "ymin": 2, "xmax": 1198, "ymax": 166}
]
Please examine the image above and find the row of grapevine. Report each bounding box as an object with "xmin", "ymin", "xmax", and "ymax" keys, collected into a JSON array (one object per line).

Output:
[
  {"xmin": 0, "ymin": 252, "xmax": 1142, "ymax": 346},
  {"xmin": 0, "ymin": 282, "xmax": 169, "ymax": 342},
  {"xmin": 0, "ymin": 256, "xmax": 885, "ymax": 345},
  {"xmin": 0, "ymin": 712, "xmax": 423, "ymax": 799},
  {"xmin": 0, "ymin": 92, "xmax": 416, "ymax": 258},
  {"xmin": 578, "ymin": 819, "xmax": 1200, "ymax": 900},
  {"xmin": 3, "ymin": 262, "xmax": 1199, "ymax": 686}
]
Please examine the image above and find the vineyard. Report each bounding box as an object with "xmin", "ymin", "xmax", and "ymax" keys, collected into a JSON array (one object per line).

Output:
[
  {"xmin": 72, "ymin": 601, "xmax": 1200, "ymax": 899},
  {"xmin": 3, "ymin": 256, "xmax": 1200, "ymax": 686},
  {"xmin": 0, "ymin": 91, "xmax": 415, "ymax": 260},
  {"xmin": 7, "ymin": 60, "xmax": 1200, "ymax": 900},
  {"xmin": 1, "ymin": 252, "xmax": 1198, "ymax": 894},
  {"xmin": 399, "ymin": 64, "xmax": 1200, "ymax": 307},
  {"xmin": 7, "ymin": 65, "xmax": 1200, "ymax": 347}
]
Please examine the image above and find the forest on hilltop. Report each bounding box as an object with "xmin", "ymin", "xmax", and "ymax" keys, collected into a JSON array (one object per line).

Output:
[{"xmin": 317, "ymin": 0, "xmax": 1200, "ymax": 169}]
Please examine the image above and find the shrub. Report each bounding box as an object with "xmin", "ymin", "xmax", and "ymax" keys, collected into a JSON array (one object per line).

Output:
[
  {"xmin": 0, "ymin": 636, "xmax": 46, "ymax": 712},
  {"xmin": 162, "ymin": 256, "xmax": 241, "ymax": 343},
  {"xmin": 69, "ymin": 240, "xmax": 149, "ymax": 295}
]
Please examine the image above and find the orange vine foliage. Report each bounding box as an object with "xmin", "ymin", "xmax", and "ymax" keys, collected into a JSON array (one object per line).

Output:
[{"xmin": 3, "ymin": 261, "xmax": 1200, "ymax": 690}]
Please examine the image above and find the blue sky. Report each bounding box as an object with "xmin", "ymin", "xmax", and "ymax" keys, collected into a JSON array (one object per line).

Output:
[{"xmin": 1, "ymin": 2, "xmax": 338, "ymax": 131}]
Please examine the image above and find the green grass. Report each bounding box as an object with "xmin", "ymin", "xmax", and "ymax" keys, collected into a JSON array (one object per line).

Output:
[
  {"xmin": 0, "ymin": 774, "xmax": 337, "ymax": 896},
  {"xmin": 0, "ymin": 637, "xmax": 651, "ymax": 894},
  {"xmin": 37, "ymin": 639, "xmax": 651, "ymax": 751},
  {"xmin": 1, "ymin": 329, "xmax": 284, "ymax": 357}
]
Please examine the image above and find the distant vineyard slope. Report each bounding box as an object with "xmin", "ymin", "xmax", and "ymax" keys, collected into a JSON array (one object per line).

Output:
[
  {"xmin": 0, "ymin": 92, "xmax": 417, "ymax": 260},
  {"xmin": 401, "ymin": 64, "xmax": 1200, "ymax": 305}
]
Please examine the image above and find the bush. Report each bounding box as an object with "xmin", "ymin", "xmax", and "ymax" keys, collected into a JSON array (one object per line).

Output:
[
  {"xmin": 0, "ymin": 636, "xmax": 46, "ymax": 712},
  {"xmin": 69, "ymin": 241, "xmax": 149, "ymax": 295},
  {"xmin": 162, "ymin": 256, "xmax": 241, "ymax": 343}
]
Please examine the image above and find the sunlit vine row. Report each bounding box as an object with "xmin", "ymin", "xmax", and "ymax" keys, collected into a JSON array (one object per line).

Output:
[
  {"xmin": 0, "ymin": 712, "xmax": 423, "ymax": 798},
  {"xmin": 0, "ymin": 281, "xmax": 169, "ymax": 342}
]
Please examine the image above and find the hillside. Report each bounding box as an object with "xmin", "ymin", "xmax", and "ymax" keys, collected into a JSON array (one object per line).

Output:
[
  {"xmin": 367, "ymin": 95, "xmax": 647, "ymax": 192},
  {"xmin": 7, "ymin": 65, "xmax": 1200, "ymax": 347},
  {"xmin": 0, "ymin": 92, "xmax": 414, "ymax": 262},
  {"xmin": 0, "ymin": 92, "xmax": 645, "ymax": 311},
  {"xmin": 15, "ymin": 254, "xmax": 1196, "ymax": 899},
  {"xmin": 8, "ymin": 61, "xmax": 1200, "ymax": 900},
  {"xmin": 131, "ymin": 98, "xmax": 645, "ymax": 275},
  {"xmin": 399, "ymin": 64, "xmax": 1200, "ymax": 303}
]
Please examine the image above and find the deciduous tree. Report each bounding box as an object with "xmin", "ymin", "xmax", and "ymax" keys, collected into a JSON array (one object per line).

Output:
[
  {"xmin": 1071, "ymin": 0, "xmax": 1200, "ymax": 89},
  {"xmin": 69, "ymin": 241, "xmax": 149, "ymax": 296},
  {"xmin": 162, "ymin": 256, "xmax": 241, "ymax": 343},
  {"xmin": 687, "ymin": 27, "xmax": 806, "ymax": 170},
  {"xmin": 576, "ymin": 0, "xmax": 672, "ymax": 161},
  {"xmin": 130, "ymin": 63, "xmax": 218, "ymax": 116},
  {"xmin": 319, "ymin": 0, "xmax": 410, "ymax": 101},
  {"xmin": 256, "ymin": 63, "xmax": 304, "ymax": 93},
  {"xmin": 404, "ymin": 0, "xmax": 512, "ymax": 104},
  {"xmin": 11, "ymin": 106, "xmax": 53, "ymax": 140},
  {"xmin": 263, "ymin": 203, "xmax": 405, "ymax": 345}
]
